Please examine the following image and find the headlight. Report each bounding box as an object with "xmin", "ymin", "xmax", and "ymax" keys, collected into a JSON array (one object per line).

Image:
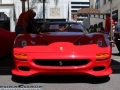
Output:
[
  {"xmin": 21, "ymin": 40, "xmax": 27, "ymax": 47},
  {"xmin": 14, "ymin": 53, "xmax": 27, "ymax": 59},
  {"xmin": 96, "ymin": 53, "xmax": 109, "ymax": 59},
  {"xmin": 97, "ymin": 40, "xmax": 103, "ymax": 47}
]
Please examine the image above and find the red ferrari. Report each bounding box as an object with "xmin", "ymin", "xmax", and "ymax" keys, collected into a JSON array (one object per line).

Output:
[
  {"xmin": 12, "ymin": 22, "xmax": 112, "ymax": 77},
  {"xmin": 0, "ymin": 28, "xmax": 16, "ymax": 57}
]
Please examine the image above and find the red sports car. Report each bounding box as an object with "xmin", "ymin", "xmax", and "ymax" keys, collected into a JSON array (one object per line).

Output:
[
  {"xmin": 0, "ymin": 28, "xmax": 16, "ymax": 57},
  {"xmin": 12, "ymin": 22, "xmax": 112, "ymax": 77}
]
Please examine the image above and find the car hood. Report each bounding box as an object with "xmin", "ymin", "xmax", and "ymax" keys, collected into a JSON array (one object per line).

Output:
[{"xmin": 39, "ymin": 32, "xmax": 84, "ymax": 44}]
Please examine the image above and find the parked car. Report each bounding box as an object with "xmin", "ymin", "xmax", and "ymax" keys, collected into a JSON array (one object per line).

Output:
[
  {"xmin": 12, "ymin": 21, "xmax": 112, "ymax": 77},
  {"xmin": 0, "ymin": 28, "xmax": 16, "ymax": 57}
]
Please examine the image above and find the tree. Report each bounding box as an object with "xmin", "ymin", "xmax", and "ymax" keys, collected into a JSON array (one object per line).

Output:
[
  {"xmin": 21, "ymin": 0, "xmax": 59, "ymax": 22},
  {"xmin": 38, "ymin": 0, "xmax": 59, "ymax": 6},
  {"xmin": 21, "ymin": 0, "xmax": 26, "ymax": 12}
]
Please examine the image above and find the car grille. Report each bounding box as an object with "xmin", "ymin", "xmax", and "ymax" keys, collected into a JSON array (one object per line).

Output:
[{"xmin": 33, "ymin": 59, "xmax": 90, "ymax": 66}]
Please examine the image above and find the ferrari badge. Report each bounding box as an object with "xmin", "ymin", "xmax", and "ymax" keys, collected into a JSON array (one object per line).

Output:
[{"xmin": 60, "ymin": 47, "xmax": 63, "ymax": 50}]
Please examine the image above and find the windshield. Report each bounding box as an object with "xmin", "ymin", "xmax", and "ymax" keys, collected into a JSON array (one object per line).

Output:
[{"xmin": 40, "ymin": 23, "xmax": 86, "ymax": 33}]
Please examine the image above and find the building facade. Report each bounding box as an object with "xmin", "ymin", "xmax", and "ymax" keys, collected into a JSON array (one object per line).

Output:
[
  {"xmin": 90, "ymin": 0, "xmax": 120, "ymax": 27},
  {"xmin": 14, "ymin": 0, "xmax": 69, "ymax": 21},
  {"xmin": 14, "ymin": 0, "xmax": 71, "ymax": 31},
  {"xmin": 13, "ymin": 0, "xmax": 90, "ymax": 31},
  {"xmin": 0, "ymin": 0, "xmax": 90, "ymax": 32},
  {"xmin": 0, "ymin": 0, "xmax": 14, "ymax": 31},
  {"xmin": 69, "ymin": 0, "xmax": 90, "ymax": 23}
]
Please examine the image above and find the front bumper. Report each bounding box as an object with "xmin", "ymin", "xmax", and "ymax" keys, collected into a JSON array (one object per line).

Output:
[
  {"xmin": 12, "ymin": 52, "xmax": 112, "ymax": 77},
  {"xmin": 12, "ymin": 44, "xmax": 112, "ymax": 77}
]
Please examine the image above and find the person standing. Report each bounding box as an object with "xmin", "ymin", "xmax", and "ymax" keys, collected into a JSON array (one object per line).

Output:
[
  {"xmin": 111, "ymin": 24, "xmax": 116, "ymax": 47},
  {"xmin": 15, "ymin": 10, "xmax": 33, "ymax": 35},
  {"xmin": 104, "ymin": 13, "xmax": 114, "ymax": 35},
  {"xmin": 114, "ymin": 21, "xmax": 120, "ymax": 33},
  {"xmin": 114, "ymin": 21, "xmax": 120, "ymax": 55},
  {"xmin": 114, "ymin": 32, "xmax": 120, "ymax": 55},
  {"xmin": 26, "ymin": 10, "xmax": 37, "ymax": 34}
]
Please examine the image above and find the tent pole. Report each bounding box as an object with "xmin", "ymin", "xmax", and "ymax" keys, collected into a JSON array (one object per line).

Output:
[
  {"xmin": 110, "ymin": 0, "xmax": 113, "ymax": 41},
  {"xmin": 27, "ymin": 0, "xmax": 29, "ymax": 10}
]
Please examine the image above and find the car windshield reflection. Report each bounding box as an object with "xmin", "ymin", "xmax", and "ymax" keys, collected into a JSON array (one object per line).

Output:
[{"xmin": 40, "ymin": 23, "xmax": 85, "ymax": 33}]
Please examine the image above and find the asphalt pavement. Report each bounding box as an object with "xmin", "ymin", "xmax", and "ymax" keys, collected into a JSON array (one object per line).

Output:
[{"xmin": 0, "ymin": 47, "xmax": 120, "ymax": 90}]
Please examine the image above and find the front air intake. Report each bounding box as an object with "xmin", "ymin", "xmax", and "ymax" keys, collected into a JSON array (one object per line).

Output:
[{"xmin": 33, "ymin": 59, "xmax": 90, "ymax": 66}]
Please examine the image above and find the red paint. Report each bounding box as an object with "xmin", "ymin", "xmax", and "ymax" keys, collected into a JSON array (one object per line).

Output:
[
  {"xmin": 0, "ymin": 28, "xmax": 16, "ymax": 57},
  {"xmin": 12, "ymin": 32, "xmax": 112, "ymax": 77}
]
